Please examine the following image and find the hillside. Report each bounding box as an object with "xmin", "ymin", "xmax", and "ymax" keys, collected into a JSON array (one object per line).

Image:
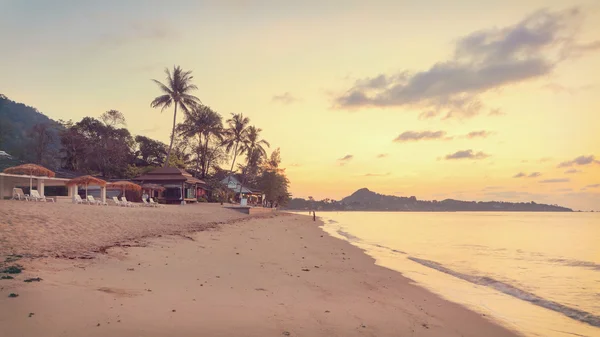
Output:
[
  {"xmin": 0, "ymin": 94, "xmax": 63, "ymax": 168},
  {"xmin": 287, "ymin": 188, "xmax": 573, "ymax": 212}
]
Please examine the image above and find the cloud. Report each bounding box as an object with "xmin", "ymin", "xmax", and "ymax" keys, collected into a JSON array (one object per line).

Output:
[
  {"xmin": 394, "ymin": 130, "xmax": 447, "ymax": 142},
  {"xmin": 334, "ymin": 8, "xmax": 599, "ymax": 119},
  {"xmin": 466, "ymin": 130, "xmax": 494, "ymax": 139},
  {"xmin": 140, "ymin": 124, "xmax": 161, "ymax": 134},
  {"xmin": 376, "ymin": 153, "xmax": 388, "ymax": 158},
  {"xmin": 555, "ymin": 188, "xmax": 573, "ymax": 192},
  {"xmin": 541, "ymin": 83, "xmax": 597, "ymax": 95},
  {"xmin": 337, "ymin": 154, "xmax": 353, "ymax": 166},
  {"xmin": 363, "ymin": 172, "xmax": 391, "ymax": 177},
  {"xmin": 538, "ymin": 157, "xmax": 552, "ymax": 163},
  {"xmin": 482, "ymin": 186, "xmax": 502, "ymax": 190},
  {"xmin": 564, "ymin": 168, "xmax": 582, "ymax": 174},
  {"xmin": 97, "ymin": 21, "xmax": 176, "ymax": 48},
  {"xmin": 289, "ymin": 163, "xmax": 302, "ymax": 167},
  {"xmin": 488, "ymin": 108, "xmax": 506, "ymax": 116},
  {"xmin": 513, "ymin": 172, "xmax": 540, "ymax": 178},
  {"xmin": 557, "ymin": 155, "xmax": 600, "ymax": 168},
  {"xmin": 272, "ymin": 92, "xmax": 298, "ymax": 104},
  {"xmin": 585, "ymin": 184, "xmax": 600, "ymax": 188},
  {"xmin": 540, "ymin": 178, "xmax": 570, "ymax": 183},
  {"xmin": 445, "ymin": 149, "xmax": 490, "ymax": 160}
]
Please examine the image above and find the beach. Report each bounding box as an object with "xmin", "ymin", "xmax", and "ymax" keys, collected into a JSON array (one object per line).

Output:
[{"xmin": 0, "ymin": 201, "xmax": 519, "ymax": 336}]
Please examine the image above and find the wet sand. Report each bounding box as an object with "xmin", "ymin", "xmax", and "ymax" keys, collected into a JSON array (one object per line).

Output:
[{"xmin": 0, "ymin": 201, "xmax": 520, "ymax": 336}]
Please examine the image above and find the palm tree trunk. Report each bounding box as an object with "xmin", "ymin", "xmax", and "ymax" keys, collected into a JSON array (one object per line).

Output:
[
  {"xmin": 225, "ymin": 142, "xmax": 239, "ymax": 201},
  {"xmin": 164, "ymin": 102, "xmax": 178, "ymax": 167},
  {"xmin": 201, "ymin": 133, "xmax": 210, "ymax": 178},
  {"xmin": 196, "ymin": 133, "xmax": 203, "ymax": 177}
]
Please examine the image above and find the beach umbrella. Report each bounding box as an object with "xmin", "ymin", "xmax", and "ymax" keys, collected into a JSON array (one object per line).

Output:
[
  {"xmin": 66, "ymin": 175, "xmax": 107, "ymax": 199},
  {"xmin": 107, "ymin": 181, "xmax": 142, "ymax": 196},
  {"xmin": 3, "ymin": 163, "xmax": 55, "ymax": 192},
  {"xmin": 141, "ymin": 183, "xmax": 165, "ymax": 198}
]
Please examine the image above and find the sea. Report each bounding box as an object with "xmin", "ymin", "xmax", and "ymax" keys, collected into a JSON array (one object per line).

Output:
[{"xmin": 317, "ymin": 212, "xmax": 600, "ymax": 337}]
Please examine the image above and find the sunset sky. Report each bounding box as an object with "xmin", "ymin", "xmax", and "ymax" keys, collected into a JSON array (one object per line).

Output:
[{"xmin": 1, "ymin": 0, "xmax": 599, "ymax": 210}]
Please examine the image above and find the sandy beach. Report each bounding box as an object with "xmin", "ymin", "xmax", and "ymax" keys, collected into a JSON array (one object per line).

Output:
[{"xmin": 0, "ymin": 201, "xmax": 520, "ymax": 336}]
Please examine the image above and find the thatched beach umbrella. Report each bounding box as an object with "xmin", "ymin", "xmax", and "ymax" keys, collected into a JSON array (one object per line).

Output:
[
  {"xmin": 141, "ymin": 183, "xmax": 165, "ymax": 199},
  {"xmin": 107, "ymin": 181, "xmax": 141, "ymax": 196},
  {"xmin": 66, "ymin": 175, "xmax": 107, "ymax": 199},
  {"xmin": 3, "ymin": 163, "xmax": 55, "ymax": 192}
]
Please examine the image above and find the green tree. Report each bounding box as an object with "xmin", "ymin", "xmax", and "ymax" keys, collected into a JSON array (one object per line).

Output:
[
  {"xmin": 222, "ymin": 113, "xmax": 250, "ymax": 188},
  {"xmin": 28, "ymin": 123, "xmax": 54, "ymax": 164},
  {"xmin": 100, "ymin": 109, "xmax": 126, "ymax": 127},
  {"xmin": 177, "ymin": 105, "xmax": 223, "ymax": 177},
  {"xmin": 151, "ymin": 66, "xmax": 201, "ymax": 168},
  {"xmin": 134, "ymin": 135, "xmax": 167, "ymax": 167},
  {"xmin": 237, "ymin": 126, "xmax": 270, "ymax": 196},
  {"xmin": 258, "ymin": 149, "xmax": 290, "ymax": 207}
]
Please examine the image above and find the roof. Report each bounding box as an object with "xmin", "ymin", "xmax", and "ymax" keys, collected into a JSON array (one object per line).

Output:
[{"xmin": 134, "ymin": 167, "xmax": 206, "ymax": 185}]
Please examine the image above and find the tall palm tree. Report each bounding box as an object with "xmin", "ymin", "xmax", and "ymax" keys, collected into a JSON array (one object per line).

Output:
[
  {"xmin": 237, "ymin": 126, "xmax": 270, "ymax": 201},
  {"xmin": 178, "ymin": 105, "xmax": 223, "ymax": 177},
  {"xmin": 222, "ymin": 113, "xmax": 250, "ymax": 192},
  {"xmin": 151, "ymin": 66, "xmax": 201, "ymax": 167}
]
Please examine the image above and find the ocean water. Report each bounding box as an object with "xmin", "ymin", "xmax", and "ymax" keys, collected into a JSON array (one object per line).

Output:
[{"xmin": 318, "ymin": 212, "xmax": 600, "ymax": 337}]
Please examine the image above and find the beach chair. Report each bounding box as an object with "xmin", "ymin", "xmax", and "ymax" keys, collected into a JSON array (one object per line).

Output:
[
  {"xmin": 141, "ymin": 199, "xmax": 153, "ymax": 207},
  {"xmin": 87, "ymin": 195, "xmax": 106, "ymax": 206},
  {"xmin": 149, "ymin": 198, "xmax": 162, "ymax": 208},
  {"xmin": 112, "ymin": 196, "xmax": 125, "ymax": 206},
  {"xmin": 11, "ymin": 188, "xmax": 29, "ymax": 201},
  {"xmin": 74, "ymin": 195, "xmax": 85, "ymax": 204},
  {"xmin": 29, "ymin": 190, "xmax": 44, "ymax": 202},
  {"xmin": 39, "ymin": 191, "xmax": 54, "ymax": 202},
  {"xmin": 120, "ymin": 196, "xmax": 138, "ymax": 207}
]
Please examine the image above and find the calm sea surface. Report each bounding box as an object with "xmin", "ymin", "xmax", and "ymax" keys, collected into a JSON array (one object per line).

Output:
[{"xmin": 317, "ymin": 212, "xmax": 600, "ymax": 337}]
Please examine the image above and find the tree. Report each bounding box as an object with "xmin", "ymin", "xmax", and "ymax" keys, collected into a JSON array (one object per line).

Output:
[
  {"xmin": 222, "ymin": 113, "xmax": 250, "ymax": 189},
  {"xmin": 134, "ymin": 135, "xmax": 167, "ymax": 167},
  {"xmin": 258, "ymin": 149, "xmax": 290, "ymax": 207},
  {"xmin": 28, "ymin": 123, "xmax": 54, "ymax": 164},
  {"xmin": 177, "ymin": 105, "xmax": 223, "ymax": 178},
  {"xmin": 151, "ymin": 66, "xmax": 201, "ymax": 168},
  {"xmin": 237, "ymin": 126, "xmax": 270, "ymax": 197},
  {"xmin": 100, "ymin": 109, "xmax": 126, "ymax": 127}
]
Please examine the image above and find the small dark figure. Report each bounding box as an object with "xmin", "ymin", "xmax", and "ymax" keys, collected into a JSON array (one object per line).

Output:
[{"xmin": 313, "ymin": 211, "xmax": 316, "ymax": 221}]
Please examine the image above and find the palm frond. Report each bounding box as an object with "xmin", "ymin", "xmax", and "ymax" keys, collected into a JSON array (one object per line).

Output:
[
  {"xmin": 150, "ymin": 95, "xmax": 173, "ymax": 111},
  {"xmin": 151, "ymin": 79, "xmax": 174, "ymax": 96}
]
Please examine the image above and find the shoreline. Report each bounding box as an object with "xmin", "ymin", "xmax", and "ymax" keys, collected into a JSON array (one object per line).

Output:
[{"xmin": 0, "ymin": 203, "xmax": 520, "ymax": 336}]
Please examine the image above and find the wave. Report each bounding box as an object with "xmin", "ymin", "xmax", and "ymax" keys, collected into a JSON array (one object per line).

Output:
[
  {"xmin": 336, "ymin": 229, "xmax": 362, "ymax": 243},
  {"xmin": 408, "ymin": 257, "xmax": 600, "ymax": 327},
  {"xmin": 373, "ymin": 243, "xmax": 407, "ymax": 255}
]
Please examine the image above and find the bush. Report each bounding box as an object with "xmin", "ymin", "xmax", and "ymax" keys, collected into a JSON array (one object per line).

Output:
[{"xmin": 197, "ymin": 196, "xmax": 207, "ymax": 203}]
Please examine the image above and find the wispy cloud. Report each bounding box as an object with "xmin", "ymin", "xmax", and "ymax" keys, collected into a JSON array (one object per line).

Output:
[
  {"xmin": 466, "ymin": 130, "xmax": 494, "ymax": 139},
  {"xmin": 482, "ymin": 186, "xmax": 502, "ymax": 191},
  {"xmin": 564, "ymin": 168, "xmax": 582, "ymax": 174},
  {"xmin": 557, "ymin": 155, "xmax": 600, "ymax": 168},
  {"xmin": 394, "ymin": 130, "xmax": 447, "ymax": 142},
  {"xmin": 540, "ymin": 178, "xmax": 570, "ymax": 183},
  {"xmin": 514, "ymin": 172, "xmax": 542, "ymax": 178},
  {"xmin": 140, "ymin": 124, "xmax": 161, "ymax": 134},
  {"xmin": 445, "ymin": 149, "xmax": 490, "ymax": 160},
  {"xmin": 488, "ymin": 108, "xmax": 506, "ymax": 116},
  {"xmin": 541, "ymin": 83, "xmax": 597, "ymax": 95},
  {"xmin": 333, "ymin": 8, "xmax": 600, "ymax": 119},
  {"xmin": 585, "ymin": 184, "xmax": 600, "ymax": 188},
  {"xmin": 97, "ymin": 21, "xmax": 177, "ymax": 49},
  {"xmin": 363, "ymin": 172, "xmax": 391, "ymax": 177},
  {"xmin": 289, "ymin": 163, "xmax": 302, "ymax": 168},
  {"xmin": 337, "ymin": 154, "xmax": 353, "ymax": 166},
  {"xmin": 538, "ymin": 157, "xmax": 552, "ymax": 163},
  {"xmin": 272, "ymin": 92, "xmax": 298, "ymax": 104},
  {"xmin": 376, "ymin": 153, "xmax": 388, "ymax": 158}
]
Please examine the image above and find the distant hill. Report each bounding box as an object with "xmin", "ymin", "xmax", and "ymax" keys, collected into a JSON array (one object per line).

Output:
[
  {"xmin": 0, "ymin": 94, "xmax": 63, "ymax": 168},
  {"xmin": 287, "ymin": 188, "xmax": 573, "ymax": 212}
]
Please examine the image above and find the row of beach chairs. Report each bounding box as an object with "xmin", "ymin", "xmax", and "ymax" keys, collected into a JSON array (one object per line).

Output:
[
  {"xmin": 11, "ymin": 188, "xmax": 54, "ymax": 202},
  {"xmin": 73, "ymin": 194, "xmax": 162, "ymax": 208}
]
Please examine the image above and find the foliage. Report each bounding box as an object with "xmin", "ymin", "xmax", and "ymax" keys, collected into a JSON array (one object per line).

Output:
[
  {"xmin": 28, "ymin": 123, "xmax": 56, "ymax": 165},
  {"xmin": 2, "ymin": 265, "xmax": 23, "ymax": 274},
  {"xmin": 100, "ymin": 110, "xmax": 126, "ymax": 127},
  {"xmin": 134, "ymin": 135, "xmax": 166, "ymax": 167},
  {"xmin": 151, "ymin": 66, "xmax": 201, "ymax": 167},
  {"xmin": 258, "ymin": 149, "xmax": 290, "ymax": 206}
]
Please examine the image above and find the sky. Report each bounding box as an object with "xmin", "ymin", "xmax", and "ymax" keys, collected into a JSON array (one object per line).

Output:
[{"xmin": 1, "ymin": 0, "xmax": 599, "ymax": 210}]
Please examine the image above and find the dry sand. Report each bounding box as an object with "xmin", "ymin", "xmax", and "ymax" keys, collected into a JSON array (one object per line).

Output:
[{"xmin": 0, "ymin": 201, "xmax": 520, "ymax": 336}]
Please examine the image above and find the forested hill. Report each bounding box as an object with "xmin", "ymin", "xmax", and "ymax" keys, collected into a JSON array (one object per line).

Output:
[
  {"xmin": 0, "ymin": 94, "xmax": 63, "ymax": 168},
  {"xmin": 287, "ymin": 188, "xmax": 573, "ymax": 212}
]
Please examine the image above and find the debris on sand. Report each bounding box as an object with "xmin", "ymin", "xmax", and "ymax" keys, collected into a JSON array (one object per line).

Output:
[
  {"xmin": 8, "ymin": 293, "xmax": 19, "ymax": 298},
  {"xmin": 24, "ymin": 277, "xmax": 42, "ymax": 283}
]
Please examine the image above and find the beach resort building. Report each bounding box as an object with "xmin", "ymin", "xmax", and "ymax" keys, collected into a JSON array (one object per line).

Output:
[
  {"xmin": 221, "ymin": 175, "xmax": 264, "ymax": 206},
  {"xmin": 134, "ymin": 167, "xmax": 209, "ymax": 204}
]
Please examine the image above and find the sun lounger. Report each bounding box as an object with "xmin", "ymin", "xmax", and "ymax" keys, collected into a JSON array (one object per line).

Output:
[
  {"xmin": 30, "ymin": 190, "xmax": 52, "ymax": 202},
  {"xmin": 74, "ymin": 195, "xmax": 85, "ymax": 204},
  {"xmin": 149, "ymin": 198, "xmax": 162, "ymax": 208},
  {"xmin": 112, "ymin": 196, "xmax": 125, "ymax": 206},
  {"xmin": 141, "ymin": 199, "xmax": 153, "ymax": 207},
  {"xmin": 87, "ymin": 195, "xmax": 106, "ymax": 206},
  {"xmin": 12, "ymin": 188, "xmax": 29, "ymax": 201},
  {"xmin": 120, "ymin": 196, "xmax": 138, "ymax": 207}
]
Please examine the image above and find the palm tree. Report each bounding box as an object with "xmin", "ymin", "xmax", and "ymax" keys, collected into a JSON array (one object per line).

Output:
[
  {"xmin": 222, "ymin": 113, "xmax": 250, "ymax": 193},
  {"xmin": 151, "ymin": 66, "xmax": 201, "ymax": 167},
  {"xmin": 237, "ymin": 126, "xmax": 270, "ymax": 201},
  {"xmin": 177, "ymin": 105, "xmax": 223, "ymax": 177}
]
